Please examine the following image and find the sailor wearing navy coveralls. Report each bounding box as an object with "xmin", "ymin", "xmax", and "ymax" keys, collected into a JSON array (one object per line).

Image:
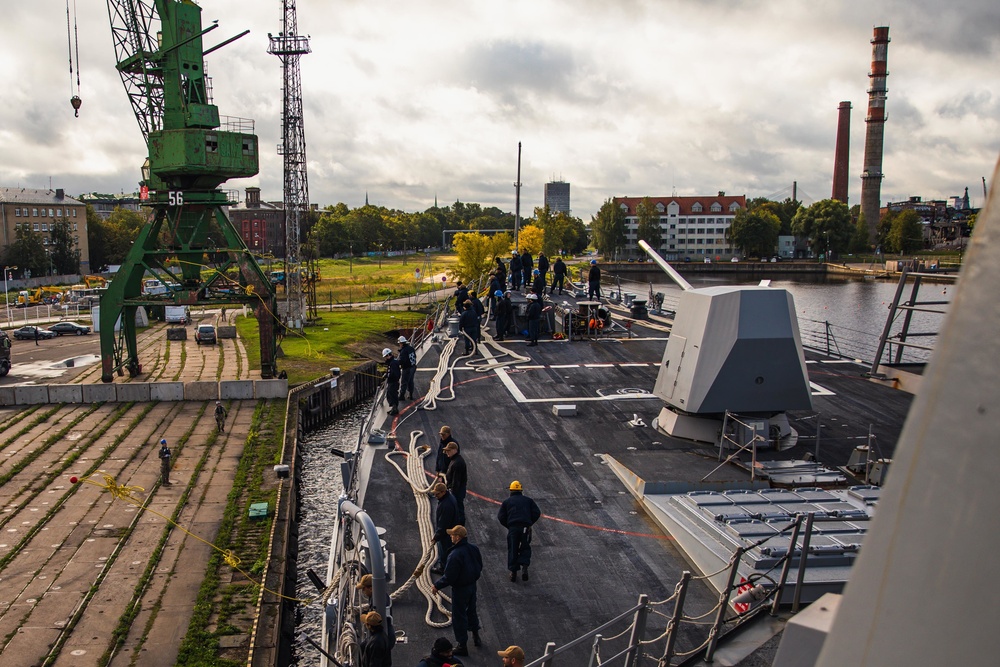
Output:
[
  {"xmin": 431, "ymin": 525, "xmax": 482, "ymax": 656},
  {"xmin": 497, "ymin": 480, "xmax": 541, "ymax": 582}
]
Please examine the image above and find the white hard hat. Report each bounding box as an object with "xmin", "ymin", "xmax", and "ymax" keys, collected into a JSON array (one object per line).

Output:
[
  {"xmin": 527, "ymin": 293, "xmax": 538, "ymax": 300},
  {"xmin": 397, "ymin": 336, "xmax": 408, "ymax": 344},
  {"xmin": 382, "ymin": 348, "xmax": 393, "ymax": 357}
]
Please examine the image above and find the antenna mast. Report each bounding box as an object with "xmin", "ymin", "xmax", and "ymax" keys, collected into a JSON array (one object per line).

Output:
[
  {"xmin": 514, "ymin": 142, "xmax": 522, "ymax": 252},
  {"xmin": 268, "ymin": 0, "xmax": 311, "ymax": 329}
]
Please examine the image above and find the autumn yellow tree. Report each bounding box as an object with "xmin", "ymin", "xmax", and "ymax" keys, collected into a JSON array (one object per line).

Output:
[
  {"xmin": 452, "ymin": 232, "xmax": 512, "ymax": 283},
  {"xmin": 517, "ymin": 225, "xmax": 544, "ymax": 255}
]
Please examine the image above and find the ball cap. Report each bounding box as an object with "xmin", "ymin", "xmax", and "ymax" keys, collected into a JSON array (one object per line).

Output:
[
  {"xmin": 355, "ymin": 574, "xmax": 373, "ymax": 590},
  {"xmin": 509, "ymin": 480, "xmax": 522, "ymax": 491},
  {"xmin": 160, "ymin": 439, "xmax": 167, "ymax": 445},
  {"xmin": 397, "ymin": 335, "xmax": 408, "ymax": 344},
  {"xmin": 533, "ymin": 269, "xmax": 539, "ymax": 275},
  {"xmin": 446, "ymin": 525, "xmax": 467, "ymax": 538},
  {"xmin": 498, "ymin": 646, "xmax": 526, "ymax": 660},
  {"xmin": 443, "ymin": 441, "xmax": 459, "ymax": 452},
  {"xmin": 433, "ymin": 637, "xmax": 454, "ymax": 654},
  {"xmin": 591, "ymin": 259, "xmax": 598, "ymax": 264},
  {"xmin": 361, "ymin": 610, "xmax": 383, "ymax": 626},
  {"xmin": 431, "ymin": 482, "xmax": 448, "ymax": 495}
]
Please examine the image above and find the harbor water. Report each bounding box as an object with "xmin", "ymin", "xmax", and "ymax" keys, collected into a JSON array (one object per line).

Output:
[
  {"xmin": 648, "ymin": 273, "xmax": 953, "ymax": 364},
  {"xmin": 291, "ymin": 406, "xmax": 368, "ymax": 667}
]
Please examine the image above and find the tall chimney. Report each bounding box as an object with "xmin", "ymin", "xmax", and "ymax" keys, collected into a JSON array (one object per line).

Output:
[
  {"xmin": 860, "ymin": 26, "xmax": 890, "ymax": 244},
  {"xmin": 832, "ymin": 101, "xmax": 852, "ymax": 203}
]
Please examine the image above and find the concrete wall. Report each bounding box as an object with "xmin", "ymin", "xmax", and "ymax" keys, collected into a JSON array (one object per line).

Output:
[
  {"xmin": 0, "ymin": 380, "xmax": 288, "ymax": 405},
  {"xmin": 116, "ymin": 383, "xmax": 151, "ymax": 402},
  {"xmin": 255, "ymin": 379, "xmax": 289, "ymax": 399},
  {"xmin": 185, "ymin": 382, "xmax": 219, "ymax": 401},
  {"xmin": 15, "ymin": 386, "xmax": 49, "ymax": 405},
  {"xmin": 217, "ymin": 325, "xmax": 237, "ymax": 339},
  {"xmin": 221, "ymin": 380, "xmax": 254, "ymax": 400},
  {"xmin": 150, "ymin": 382, "xmax": 185, "ymax": 401},
  {"xmin": 48, "ymin": 385, "xmax": 84, "ymax": 403},
  {"xmin": 82, "ymin": 384, "xmax": 117, "ymax": 403}
]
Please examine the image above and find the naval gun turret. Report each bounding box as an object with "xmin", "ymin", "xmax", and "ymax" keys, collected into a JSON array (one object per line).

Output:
[{"xmin": 638, "ymin": 241, "xmax": 813, "ymax": 443}]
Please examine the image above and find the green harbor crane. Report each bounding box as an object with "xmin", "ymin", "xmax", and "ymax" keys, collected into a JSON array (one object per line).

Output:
[{"xmin": 99, "ymin": 0, "xmax": 278, "ymax": 382}]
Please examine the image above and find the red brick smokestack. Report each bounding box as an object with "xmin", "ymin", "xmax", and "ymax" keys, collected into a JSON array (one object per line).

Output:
[
  {"xmin": 832, "ymin": 101, "xmax": 851, "ymax": 203},
  {"xmin": 860, "ymin": 26, "xmax": 890, "ymax": 244}
]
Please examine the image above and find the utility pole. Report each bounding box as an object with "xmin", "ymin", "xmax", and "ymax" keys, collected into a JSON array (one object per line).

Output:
[
  {"xmin": 268, "ymin": 0, "xmax": 311, "ymax": 330},
  {"xmin": 514, "ymin": 142, "xmax": 522, "ymax": 252}
]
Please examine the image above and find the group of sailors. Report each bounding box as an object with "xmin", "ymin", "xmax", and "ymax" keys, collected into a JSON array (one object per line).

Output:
[{"xmin": 496, "ymin": 249, "xmax": 570, "ymax": 297}]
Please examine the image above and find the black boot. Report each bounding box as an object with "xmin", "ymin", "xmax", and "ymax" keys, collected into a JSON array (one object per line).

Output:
[
  {"xmin": 522, "ymin": 565, "xmax": 530, "ymax": 581},
  {"xmin": 453, "ymin": 644, "xmax": 469, "ymax": 656},
  {"xmin": 473, "ymin": 630, "xmax": 482, "ymax": 647}
]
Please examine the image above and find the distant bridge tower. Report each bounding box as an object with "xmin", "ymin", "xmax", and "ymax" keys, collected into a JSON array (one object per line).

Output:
[
  {"xmin": 268, "ymin": 0, "xmax": 311, "ymax": 329},
  {"xmin": 860, "ymin": 26, "xmax": 890, "ymax": 244},
  {"xmin": 832, "ymin": 101, "xmax": 851, "ymax": 203}
]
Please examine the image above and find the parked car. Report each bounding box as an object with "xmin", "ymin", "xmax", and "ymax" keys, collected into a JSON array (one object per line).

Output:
[
  {"xmin": 47, "ymin": 321, "xmax": 92, "ymax": 336},
  {"xmin": 195, "ymin": 324, "xmax": 217, "ymax": 345},
  {"xmin": 13, "ymin": 326, "xmax": 57, "ymax": 341},
  {"xmin": 730, "ymin": 257, "xmax": 740, "ymax": 262}
]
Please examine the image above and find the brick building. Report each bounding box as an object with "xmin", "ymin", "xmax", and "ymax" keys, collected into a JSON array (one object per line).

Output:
[{"xmin": 227, "ymin": 187, "xmax": 285, "ymax": 257}]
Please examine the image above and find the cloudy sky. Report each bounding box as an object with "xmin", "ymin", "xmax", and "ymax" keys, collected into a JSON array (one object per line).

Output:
[{"xmin": 2, "ymin": 0, "xmax": 998, "ymax": 219}]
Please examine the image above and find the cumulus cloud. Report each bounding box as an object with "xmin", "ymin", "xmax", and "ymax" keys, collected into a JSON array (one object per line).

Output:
[{"xmin": 1, "ymin": 0, "xmax": 998, "ymax": 216}]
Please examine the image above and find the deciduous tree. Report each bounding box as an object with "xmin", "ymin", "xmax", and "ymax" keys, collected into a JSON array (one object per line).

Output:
[
  {"xmin": 887, "ymin": 210, "xmax": 924, "ymax": 255},
  {"xmin": 635, "ymin": 198, "xmax": 662, "ymax": 253},
  {"xmin": 791, "ymin": 199, "xmax": 853, "ymax": 258},
  {"xmin": 727, "ymin": 208, "xmax": 781, "ymax": 257},
  {"xmin": 452, "ymin": 232, "xmax": 512, "ymax": 283},
  {"xmin": 50, "ymin": 221, "xmax": 80, "ymax": 274},
  {"xmin": 517, "ymin": 225, "xmax": 544, "ymax": 255},
  {"xmin": 591, "ymin": 199, "xmax": 626, "ymax": 258}
]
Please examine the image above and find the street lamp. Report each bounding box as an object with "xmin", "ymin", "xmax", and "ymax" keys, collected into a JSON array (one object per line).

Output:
[
  {"xmin": 378, "ymin": 243, "xmax": 383, "ymax": 269},
  {"xmin": 349, "ymin": 242, "xmax": 353, "ymax": 274},
  {"xmin": 4, "ymin": 266, "xmax": 16, "ymax": 324}
]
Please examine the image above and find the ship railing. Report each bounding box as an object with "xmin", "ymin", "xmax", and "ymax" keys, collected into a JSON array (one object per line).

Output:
[
  {"xmin": 527, "ymin": 513, "xmax": 826, "ymax": 666},
  {"xmin": 867, "ymin": 269, "xmax": 956, "ymax": 376}
]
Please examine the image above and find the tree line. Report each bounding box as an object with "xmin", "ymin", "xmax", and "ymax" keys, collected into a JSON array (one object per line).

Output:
[
  {"xmin": 588, "ymin": 195, "xmax": 935, "ymax": 260},
  {"xmin": 80, "ymin": 200, "xmax": 589, "ymax": 273}
]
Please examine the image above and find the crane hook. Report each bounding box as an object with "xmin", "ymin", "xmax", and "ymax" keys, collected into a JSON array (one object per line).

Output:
[{"xmin": 71, "ymin": 95, "xmax": 82, "ymax": 118}]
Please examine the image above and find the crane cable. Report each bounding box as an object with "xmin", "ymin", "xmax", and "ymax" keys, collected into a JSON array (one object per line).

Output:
[{"xmin": 66, "ymin": 0, "xmax": 82, "ymax": 116}]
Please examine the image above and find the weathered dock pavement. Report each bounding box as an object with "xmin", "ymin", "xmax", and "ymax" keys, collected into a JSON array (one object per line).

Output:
[{"xmin": 0, "ymin": 315, "xmax": 282, "ymax": 666}]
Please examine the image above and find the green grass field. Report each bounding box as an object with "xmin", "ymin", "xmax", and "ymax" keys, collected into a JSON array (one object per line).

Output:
[
  {"xmin": 236, "ymin": 307, "xmax": 433, "ymax": 384},
  {"xmin": 298, "ymin": 253, "xmax": 458, "ymax": 307}
]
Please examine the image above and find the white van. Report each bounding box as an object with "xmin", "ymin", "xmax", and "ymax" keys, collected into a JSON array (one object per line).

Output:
[{"xmin": 165, "ymin": 306, "xmax": 190, "ymax": 324}]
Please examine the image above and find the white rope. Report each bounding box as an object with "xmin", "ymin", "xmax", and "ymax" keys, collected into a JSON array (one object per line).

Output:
[{"xmin": 384, "ymin": 430, "xmax": 452, "ymax": 628}]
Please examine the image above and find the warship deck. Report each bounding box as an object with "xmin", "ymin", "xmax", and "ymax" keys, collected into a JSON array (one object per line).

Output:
[{"xmin": 350, "ymin": 295, "xmax": 913, "ymax": 666}]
